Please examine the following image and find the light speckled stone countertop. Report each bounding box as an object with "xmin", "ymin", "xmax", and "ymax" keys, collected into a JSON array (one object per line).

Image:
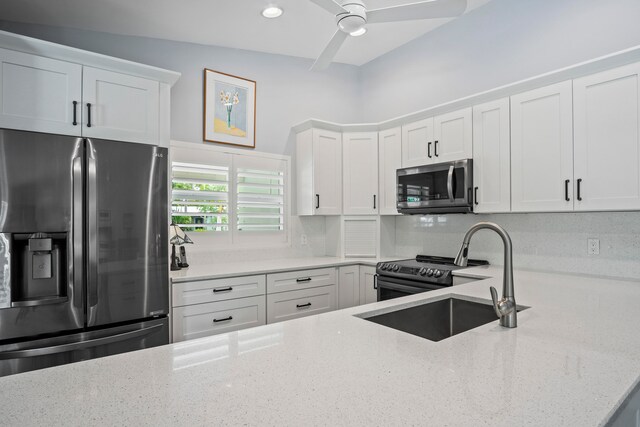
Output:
[
  {"xmin": 170, "ymin": 256, "xmax": 399, "ymax": 283},
  {"xmin": 2, "ymin": 267, "xmax": 640, "ymax": 426}
]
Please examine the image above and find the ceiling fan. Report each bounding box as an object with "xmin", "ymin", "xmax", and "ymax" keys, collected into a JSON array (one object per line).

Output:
[{"xmin": 309, "ymin": 0, "xmax": 468, "ymax": 70}]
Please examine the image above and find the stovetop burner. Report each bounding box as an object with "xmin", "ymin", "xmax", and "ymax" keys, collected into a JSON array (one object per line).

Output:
[
  {"xmin": 414, "ymin": 255, "xmax": 489, "ymax": 267},
  {"xmin": 376, "ymin": 254, "xmax": 489, "ymax": 285}
]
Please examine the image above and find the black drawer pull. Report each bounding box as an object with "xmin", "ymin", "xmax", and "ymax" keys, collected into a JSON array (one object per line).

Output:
[
  {"xmin": 213, "ymin": 316, "xmax": 233, "ymax": 323},
  {"xmin": 373, "ymin": 195, "xmax": 376, "ymax": 209},
  {"xmin": 434, "ymin": 140, "xmax": 439, "ymax": 157},
  {"xmin": 86, "ymin": 103, "xmax": 92, "ymax": 127},
  {"xmin": 427, "ymin": 141, "xmax": 432, "ymax": 158},
  {"xmin": 474, "ymin": 187, "xmax": 479, "ymax": 205},
  {"xmin": 72, "ymin": 101, "xmax": 78, "ymax": 126},
  {"xmin": 565, "ymin": 179, "xmax": 570, "ymax": 202},
  {"xmin": 296, "ymin": 277, "xmax": 312, "ymax": 283},
  {"xmin": 296, "ymin": 303, "xmax": 312, "ymax": 309},
  {"xmin": 213, "ymin": 287, "xmax": 233, "ymax": 293}
]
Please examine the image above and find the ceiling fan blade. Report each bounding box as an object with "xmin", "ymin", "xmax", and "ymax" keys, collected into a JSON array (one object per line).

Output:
[
  {"xmin": 308, "ymin": 0, "xmax": 347, "ymax": 15},
  {"xmin": 367, "ymin": 0, "xmax": 467, "ymax": 24},
  {"xmin": 311, "ymin": 30, "xmax": 349, "ymax": 71}
]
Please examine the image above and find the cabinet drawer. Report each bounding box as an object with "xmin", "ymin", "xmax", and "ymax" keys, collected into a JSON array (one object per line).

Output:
[
  {"xmin": 266, "ymin": 285, "xmax": 336, "ymax": 324},
  {"xmin": 267, "ymin": 268, "xmax": 336, "ymax": 294},
  {"xmin": 172, "ymin": 295, "xmax": 266, "ymax": 342},
  {"xmin": 172, "ymin": 275, "xmax": 266, "ymax": 307}
]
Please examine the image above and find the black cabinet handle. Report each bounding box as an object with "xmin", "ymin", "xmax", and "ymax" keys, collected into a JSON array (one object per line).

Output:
[
  {"xmin": 564, "ymin": 179, "xmax": 570, "ymax": 202},
  {"xmin": 315, "ymin": 194, "xmax": 320, "ymax": 209},
  {"xmin": 474, "ymin": 187, "xmax": 479, "ymax": 205},
  {"xmin": 213, "ymin": 287, "xmax": 233, "ymax": 293},
  {"xmin": 434, "ymin": 140, "xmax": 439, "ymax": 157},
  {"xmin": 296, "ymin": 277, "xmax": 312, "ymax": 283},
  {"xmin": 373, "ymin": 274, "xmax": 378, "ymax": 290},
  {"xmin": 72, "ymin": 101, "xmax": 78, "ymax": 126},
  {"xmin": 577, "ymin": 178, "xmax": 583, "ymax": 201},
  {"xmin": 373, "ymin": 195, "xmax": 376, "ymax": 209},
  {"xmin": 213, "ymin": 316, "xmax": 233, "ymax": 323},
  {"xmin": 296, "ymin": 302, "xmax": 312, "ymax": 309},
  {"xmin": 427, "ymin": 142, "xmax": 432, "ymax": 158},
  {"xmin": 86, "ymin": 103, "xmax": 92, "ymax": 127}
]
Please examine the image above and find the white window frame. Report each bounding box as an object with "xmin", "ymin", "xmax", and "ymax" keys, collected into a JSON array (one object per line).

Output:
[{"xmin": 170, "ymin": 140, "xmax": 291, "ymax": 249}]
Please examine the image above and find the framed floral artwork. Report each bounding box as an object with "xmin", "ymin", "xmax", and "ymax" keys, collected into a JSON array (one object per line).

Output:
[{"xmin": 203, "ymin": 69, "xmax": 256, "ymax": 148}]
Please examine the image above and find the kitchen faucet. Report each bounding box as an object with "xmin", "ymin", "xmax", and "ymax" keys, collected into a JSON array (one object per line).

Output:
[{"xmin": 454, "ymin": 222, "xmax": 517, "ymax": 328}]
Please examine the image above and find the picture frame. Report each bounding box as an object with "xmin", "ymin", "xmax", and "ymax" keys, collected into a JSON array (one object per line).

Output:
[{"xmin": 203, "ymin": 68, "xmax": 256, "ymax": 148}]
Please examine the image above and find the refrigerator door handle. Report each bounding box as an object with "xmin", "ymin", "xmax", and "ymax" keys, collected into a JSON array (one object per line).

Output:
[
  {"xmin": 72, "ymin": 152, "xmax": 84, "ymax": 312},
  {"xmin": 86, "ymin": 145, "xmax": 99, "ymax": 325},
  {"xmin": 0, "ymin": 323, "xmax": 163, "ymax": 360}
]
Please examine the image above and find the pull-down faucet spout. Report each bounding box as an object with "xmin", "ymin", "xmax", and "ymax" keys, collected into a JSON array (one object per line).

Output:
[{"xmin": 454, "ymin": 222, "xmax": 517, "ymax": 328}]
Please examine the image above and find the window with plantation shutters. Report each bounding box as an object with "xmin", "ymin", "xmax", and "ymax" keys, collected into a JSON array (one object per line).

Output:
[
  {"xmin": 171, "ymin": 161, "xmax": 229, "ymax": 232},
  {"xmin": 171, "ymin": 142, "xmax": 289, "ymax": 246},
  {"xmin": 234, "ymin": 155, "xmax": 287, "ymax": 244},
  {"xmin": 237, "ymin": 168, "xmax": 284, "ymax": 232}
]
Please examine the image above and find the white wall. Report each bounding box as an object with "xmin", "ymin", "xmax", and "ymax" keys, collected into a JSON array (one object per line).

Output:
[{"xmin": 359, "ymin": 0, "xmax": 640, "ymax": 122}]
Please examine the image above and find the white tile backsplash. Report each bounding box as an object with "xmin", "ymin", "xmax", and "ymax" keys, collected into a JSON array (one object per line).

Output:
[
  {"xmin": 394, "ymin": 212, "xmax": 640, "ymax": 280},
  {"xmin": 184, "ymin": 216, "xmax": 327, "ymax": 265}
]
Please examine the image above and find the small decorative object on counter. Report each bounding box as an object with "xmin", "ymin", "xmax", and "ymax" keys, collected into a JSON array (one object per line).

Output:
[{"xmin": 169, "ymin": 223, "xmax": 194, "ymax": 271}]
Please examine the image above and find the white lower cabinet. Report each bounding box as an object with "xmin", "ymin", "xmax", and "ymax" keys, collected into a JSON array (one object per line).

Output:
[
  {"xmin": 266, "ymin": 267, "xmax": 336, "ymax": 294},
  {"xmin": 172, "ymin": 264, "xmax": 379, "ymax": 342},
  {"xmin": 172, "ymin": 295, "xmax": 266, "ymax": 342},
  {"xmin": 359, "ymin": 266, "xmax": 378, "ymax": 305},
  {"xmin": 266, "ymin": 285, "xmax": 337, "ymax": 324},
  {"xmin": 172, "ymin": 274, "xmax": 266, "ymax": 307},
  {"xmin": 338, "ymin": 265, "xmax": 360, "ymax": 309}
]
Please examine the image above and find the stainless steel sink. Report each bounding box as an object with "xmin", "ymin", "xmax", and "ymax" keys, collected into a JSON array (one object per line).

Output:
[{"xmin": 361, "ymin": 297, "xmax": 525, "ymax": 342}]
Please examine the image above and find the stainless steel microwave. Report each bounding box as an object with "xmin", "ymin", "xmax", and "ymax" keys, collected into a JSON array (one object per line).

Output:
[{"xmin": 396, "ymin": 159, "xmax": 473, "ymax": 214}]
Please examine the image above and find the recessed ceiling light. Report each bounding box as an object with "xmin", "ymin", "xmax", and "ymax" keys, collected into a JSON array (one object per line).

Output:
[
  {"xmin": 350, "ymin": 28, "xmax": 367, "ymax": 37},
  {"xmin": 262, "ymin": 6, "xmax": 283, "ymax": 18}
]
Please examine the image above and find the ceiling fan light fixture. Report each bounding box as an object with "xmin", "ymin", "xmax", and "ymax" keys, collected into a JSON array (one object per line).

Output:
[
  {"xmin": 349, "ymin": 27, "xmax": 367, "ymax": 37},
  {"xmin": 262, "ymin": 6, "xmax": 284, "ymax": 18}
]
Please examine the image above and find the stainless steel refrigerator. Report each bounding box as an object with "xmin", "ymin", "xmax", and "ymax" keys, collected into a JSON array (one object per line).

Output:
[{"xmin": 0, "ymin": 129, "xmax": 169, "ymax": 376}]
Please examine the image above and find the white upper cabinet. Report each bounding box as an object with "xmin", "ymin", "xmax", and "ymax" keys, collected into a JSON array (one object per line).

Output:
[
  {"xmin": 82, "ymin": 66, "xmax": 159, "ymax": 144},
  {"xmin": 573, "ymin": 63, "xmax": 640, "ymax": 211},
  {"xmin": 378, "ymin": 127, "xmax": 402, "ymax": 215},
  {"xmin": 0, "ymin": 47, "xmax": 82, "ymax": 136},
  {"xmin": 343, "ymin": 132, "xmax": 378, "ymax": 215},
  {"xmin": 472, "ymin": 98, "xmax": 511, "ymax": 213},
  {"xmin": 402, "ymin": 117, "xmax": 434, "ymax": 167},
  {"xmin": 433, "ymin": 107, "xmax": 473, "ymax": 163},
  {"xmin": 296, "ymin": 128, "xmax": 342, "ymax": 215},
  {"xmin": 510, "ymin": 81, "xmax": 574, "ymax": 212}
]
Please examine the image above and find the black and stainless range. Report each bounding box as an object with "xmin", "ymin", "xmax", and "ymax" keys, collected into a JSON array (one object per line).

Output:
[{"xmin": 375, "ymin": 255, "xmax": 488, "ymax": 301}]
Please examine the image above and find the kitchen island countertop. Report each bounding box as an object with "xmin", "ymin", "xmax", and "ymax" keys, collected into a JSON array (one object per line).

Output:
[{"xmin": 1, "ymin": 266, "xmax": 639, "ymax": 426}]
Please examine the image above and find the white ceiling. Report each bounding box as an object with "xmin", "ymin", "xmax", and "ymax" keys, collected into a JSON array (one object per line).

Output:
[{"xmin": 0, "ymin": 0, "xmax": 491, "ymax": 66}]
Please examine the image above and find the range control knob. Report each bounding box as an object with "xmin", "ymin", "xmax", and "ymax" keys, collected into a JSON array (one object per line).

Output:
[
  {"xmin": 392, "ymin": 264, "xmax": 400, "ymax": 272},
  {"xmin": 433, "ymin": 269, "xmax": 443, "ymax": 278},
  {"xmin": 380, "ymin": 264, "xmax": 387, "ymax": 270},
  {"xmin": 418, "ymin": 268, "xmax": 427, "ymax": 276},
  {"xmin": 426, "ymin": 268, "xmax": 434, "ymax": 277}
]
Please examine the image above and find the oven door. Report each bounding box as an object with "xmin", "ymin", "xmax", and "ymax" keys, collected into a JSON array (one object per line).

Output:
[
  {"xmin": 397, "ymin": 159, "xmax": 473, "ymax": 213},
  {"xmin": 376, "ymin": 276, "xmax": 445, "ymax": 302}
]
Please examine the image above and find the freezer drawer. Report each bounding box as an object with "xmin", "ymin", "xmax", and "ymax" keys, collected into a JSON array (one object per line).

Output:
[
  {"xmin": 172, "ymin": 296, "xmax": 266, "ymax": 342},
  {"xmin": 266, "ymin": 285, "xmax": 337, "ymax": 324},
  {"xmin": 0, "ymin": 318, "xmax": 168, "ymax": 377}
]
